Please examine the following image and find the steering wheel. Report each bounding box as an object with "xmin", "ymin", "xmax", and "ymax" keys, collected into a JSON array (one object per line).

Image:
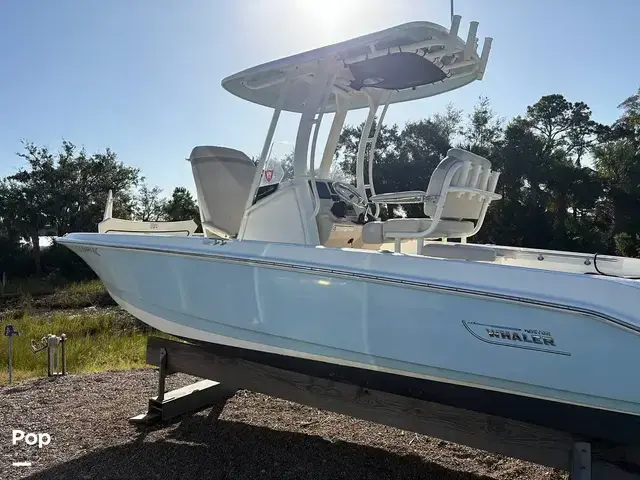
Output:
[{"xmin": 332, "ymin": 181, "xmax": 368, "ymax": 209}]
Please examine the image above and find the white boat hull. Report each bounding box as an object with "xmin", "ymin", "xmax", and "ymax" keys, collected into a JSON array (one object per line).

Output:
[{"xmin": 59, "ymin": 233, "xmax": 640, "ymax": 421}]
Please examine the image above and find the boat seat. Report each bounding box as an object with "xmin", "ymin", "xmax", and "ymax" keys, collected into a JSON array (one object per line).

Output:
[
  {"xmin": 362, "ymin": 148, "xmax": 502, "ymax": 253},
  {"xmin": 188, "ymin": 146, "xmax": 256, "ymax": 238},
  {"xmin": 362, "ymin": 218, "xmax": 475, "ymax": 244}
]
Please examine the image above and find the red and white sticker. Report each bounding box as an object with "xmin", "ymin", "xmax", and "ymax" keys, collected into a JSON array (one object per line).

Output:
[{"xmin": 264, "ymin": 169, "xmax": 274, "ymax": 183}]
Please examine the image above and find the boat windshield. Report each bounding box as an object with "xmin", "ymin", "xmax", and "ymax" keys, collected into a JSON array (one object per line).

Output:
[{"xmin": 260, "ymin": 140, "xmax": 293, "ymax": 187}]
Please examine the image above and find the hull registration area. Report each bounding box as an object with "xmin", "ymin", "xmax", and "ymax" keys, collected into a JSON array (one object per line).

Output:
[{"xmin": 462, "ymin": 320, "xmax": 569, "ymax": 356}]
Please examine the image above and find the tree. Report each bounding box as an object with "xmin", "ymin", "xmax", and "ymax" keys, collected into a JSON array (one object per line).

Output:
[
  {"xmin": 524, "ymin": 94, "xmax": 599, "ymax": 165},
  {"xmin": 134, "ymin": 178, "xmax": 166, "ymax": 222},
  {"xmin": 1, "ymin": 140, "xmax": 140, "ymax": 273},
  {"xmin": 593, "ymin": 89, "xmax": 640, "ymax": 256},
  {"xmin": 6, "ymin": 140, "xmax": 139, "ymax": 233},
  {"xmin": 53, "ymin": 142, "xmax": 139, "ymax": 233},
  {"xmin": 515, "ymin": 95, "xmax": 604, "ymax": 250},
  {"xmin": 614, "ymin": 87, "xmax": 640, "ymax": 143},
  {"xmin": 163, "ymin": 187, "xmax": 201, "ymax": 229},
  {"xmin": 432, "ymin": 102, "xmax": 464, "ymax": 141},
  {"xmin": 460, "ymin": 96, "xmax": 504, "ymax": 156},
  {"xmin": 2, "ymin": 143, "xmax": 58, "ymax": 273}
]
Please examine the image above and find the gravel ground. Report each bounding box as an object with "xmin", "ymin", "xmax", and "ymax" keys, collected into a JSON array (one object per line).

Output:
[{"xmin": 0, "ymin": 370, "xmax": 568, "ymax": 480}]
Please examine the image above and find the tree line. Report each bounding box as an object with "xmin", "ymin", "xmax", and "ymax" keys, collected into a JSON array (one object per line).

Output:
[
  {"xmin": 1, "ymin": 87, "xmax": 638, "ymax": 280},
  {"xmin": 0, "ymin": 142, "xmax": 200, "ymax": 278}
]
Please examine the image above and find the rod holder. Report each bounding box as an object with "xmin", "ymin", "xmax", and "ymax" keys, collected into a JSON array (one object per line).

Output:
[
  {"xmin": 450, "ymin": 14, "xmax": 461, "ymax": 38},
  {"xmin": 464, "ymin": 21, "xmax": 479, "ymax": 60},
  {"xmin": 478, "ymin": 37, "xmax": 493, "ymax": 78}
]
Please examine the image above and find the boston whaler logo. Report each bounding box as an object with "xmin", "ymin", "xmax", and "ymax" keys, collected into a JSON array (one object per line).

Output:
[
  {"xmin": 462, "ymin": 321, "xmax": 570, "ymax": 356},
  {"xmin": 488, "ymin": 326, "xmax": 555, "ymax": 345},
  {"xmin": 76, "ymin": 245, "xmax": 100, "ymax": 256}
]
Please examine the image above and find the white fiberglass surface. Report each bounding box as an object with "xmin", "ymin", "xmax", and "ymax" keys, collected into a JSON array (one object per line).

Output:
[
  {"xmin": 61, "ymin": 233, "xmax": 640, "ymax": 325},
  {"xmin": 68, "ymin": 238, "xmax": 640, "ymax": 413},
  {"xmin": 393, "ymin": 240, "xmax": 640, "ymax": 278},
  {"xmin": 221, "ymin": 21, "xmax": 477, "ymax": 113}
]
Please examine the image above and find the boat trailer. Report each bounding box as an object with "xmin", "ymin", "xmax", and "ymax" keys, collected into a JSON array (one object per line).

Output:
[{"xmin": 131, "ymin": 336, "xmax": 640, "ymax": 480}]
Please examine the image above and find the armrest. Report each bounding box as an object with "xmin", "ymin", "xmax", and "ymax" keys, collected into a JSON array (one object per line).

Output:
[
  {"xmin": 447, "ymin": 186, "xmax": 502, "ymax": 200},
  {"xmin": 369, "ymin": 191, "xmax": 426, "ymax": 204}
]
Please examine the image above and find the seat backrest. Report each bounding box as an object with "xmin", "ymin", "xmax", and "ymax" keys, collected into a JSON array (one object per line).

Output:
[
  {"xmin": 424, "ymin": 148, "xmax": 500, "ymax": 221},
  {"xmin": 188, "ymin": 146, "xmax": 257, "ymax": 238}
]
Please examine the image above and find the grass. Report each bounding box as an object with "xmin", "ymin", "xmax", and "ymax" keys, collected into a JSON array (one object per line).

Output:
[
  {"xmin": 1, "ymin": 279, "xmax": 115, "ymax": 311},
  {"xmin": 1, "ymin": 276, "xmax": 61, "ymax": 296},
  {"xmin": 45, "ymin": 279, "xmax": 113, "ymax": 309},
  {"xmin": 0, "ymin": 279, "xmax": 165, "ymax": 385},
  {"xmin": 0, "ymin": 309, "xmax": 157, "ymax": 384}
]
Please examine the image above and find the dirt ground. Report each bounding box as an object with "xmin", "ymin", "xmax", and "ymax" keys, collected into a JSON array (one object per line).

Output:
[{"xmin": 0, "ymin": 369, "xmax": 568, "ymax": 480}]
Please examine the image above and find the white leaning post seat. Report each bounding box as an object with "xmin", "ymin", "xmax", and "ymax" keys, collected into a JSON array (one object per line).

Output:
[
  {"xmin": 188, "ymin": 146, "xmax": 256, "ymax": 238},
  {"xmin": 362, "ymin": 148, "xmax": 502, "ymax": 253}
]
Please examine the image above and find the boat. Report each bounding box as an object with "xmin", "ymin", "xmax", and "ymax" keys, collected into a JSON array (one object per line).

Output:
[{"xmin": 56, "ymin": 16, "xmax": 640, "ymax": 445}]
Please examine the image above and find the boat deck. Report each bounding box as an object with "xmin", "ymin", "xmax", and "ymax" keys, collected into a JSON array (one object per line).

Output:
[{"xmin": 386, "ymin": 240, "xmax": 640, "ymax": 280}]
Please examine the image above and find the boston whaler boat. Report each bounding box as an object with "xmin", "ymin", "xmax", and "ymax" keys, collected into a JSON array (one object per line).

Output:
[{"xmin": 58, "ymin": 17, "xmax": 640, "ymax": 444}]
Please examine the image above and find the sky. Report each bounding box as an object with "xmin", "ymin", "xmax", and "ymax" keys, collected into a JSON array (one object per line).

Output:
[{"xmin": 1, "ymin": 0, "xmax": 639, "ymax": 197}]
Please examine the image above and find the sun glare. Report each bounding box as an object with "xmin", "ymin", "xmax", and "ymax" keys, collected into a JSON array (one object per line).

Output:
[{"xmin": 294, "ymin": 0, "xmax": 365, "ymax": 42}]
